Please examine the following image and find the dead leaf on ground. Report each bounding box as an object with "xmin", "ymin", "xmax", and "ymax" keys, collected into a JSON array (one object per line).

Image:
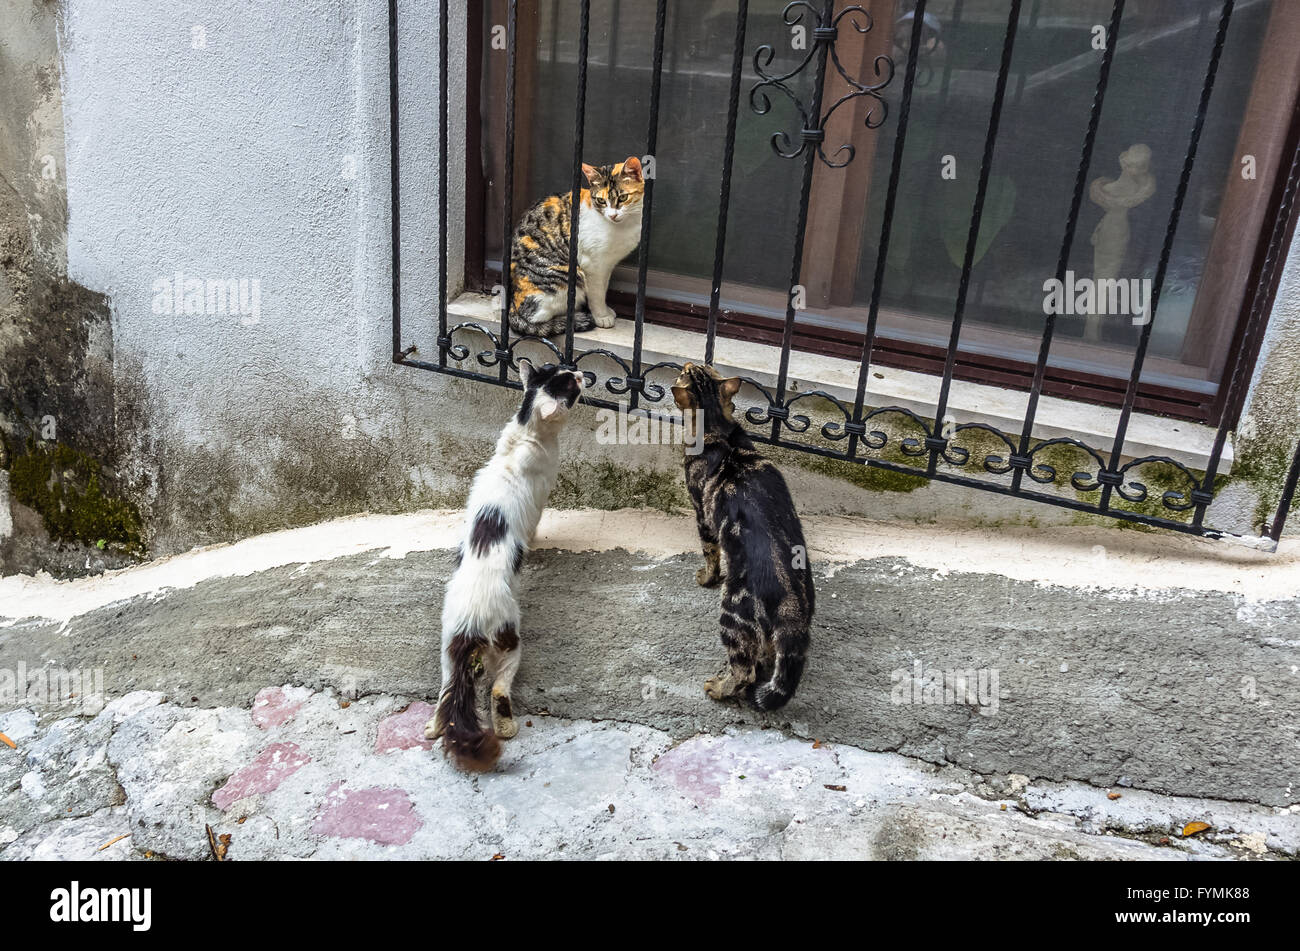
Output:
[
  {"xmin": 824, "ymin": 784, "xmax": 847, "ymax": 792},
  {"xmin": 205, "ymin": 824, "xmax": 230, "ymax": 861},
  {"xmin": 811, "ymin": 739, "xmax": 823, "ymax": 749},
  {"xmin": 1181, "ymin": 821, "xmax": 1211, "ymax": 837},
  {"xmin": 98, "ymin": 835, "xmax": 129, "ymax": 852},
  {"xmin": 491, "ymin": 852, "xmax": 505, "ymax": 861},
  {"xmin": 1107, "ymin": 792, "xmax": 1122, "ymax": 800},
  {"xmin": 0, "ymin": 732, "xmax": 15, "ymax": 749}
]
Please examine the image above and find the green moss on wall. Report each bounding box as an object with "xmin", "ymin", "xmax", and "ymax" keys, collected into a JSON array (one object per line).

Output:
[
  {"xmin": 1228, "ymin": 440, "xmax": 1294, "ymax": 530},
  {"xmin": 550, "ymin": 459, "xmax": 689, "ymax": 512},
  {"xmin": 774, "ymin": 444, "xmax": 930, "ymax": 493},
  {"xmin": 6, "ymin": 440, "xmax": 145, "ymax": 553}
]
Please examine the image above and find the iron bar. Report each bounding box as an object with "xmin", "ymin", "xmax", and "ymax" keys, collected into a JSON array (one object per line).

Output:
[
  {"xmin": 563, "ymin": 0, "xmax": 592, "ymax": 368},
  {"xmin": 706, "ymin": 0, "xmax": 749, "ymax": 366},
  {"xmin": 1100, "ymin": 0, "xmax": 1234, "ymax": 512},
  {"xmin": 1011, "ymin": 0, "xmax": 1125, "ymax": 493},
  {"xmin": 437, "ymin": 0, "xmax": 448, "ymax": 368},
  {"xmin": 848, "ymin": 0, "xmax": 930, "ymax": 462},
  {"xmin": 499, "ymin": 0, "xmax": 517, "ymax": 383},
  {"xmin": 1269, "ymin": 438, "xmax": 1300, "ymax": 542},
  {"xmin": 928, "ymin": 0, "xmax": 1022, "ymax": 477},
  {"xmin": 629, "ymin": 0, "xmax": 668, "ymax": 413},
  {"xmin": 769, "ymin": 0, "xmax": 835, "ymax": 443},
  {"xmin": 389, "ymin": 0, "xmax": 403, "ymax": 361}
]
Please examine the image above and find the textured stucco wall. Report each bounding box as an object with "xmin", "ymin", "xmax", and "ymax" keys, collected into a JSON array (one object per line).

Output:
[
  {"xmin": 0, "ymin": 0, "xmax": 66, "ymax": 275},
  {"xmin": 1241, "ymin": 227, "xmax": 1300, "ymax": 453},
  {"xmin": 57, "ymin": 0, "xmax": 494, "ymax": 552},
  {"xmin": 0, "ymin": 1, "xmax": 124, "ymax": 576}
]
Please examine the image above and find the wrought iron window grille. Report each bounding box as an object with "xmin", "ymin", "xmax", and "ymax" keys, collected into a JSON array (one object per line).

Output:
[{"xmin": 390, "ymin": 0, "xmax": 1300, "ymax": 552}]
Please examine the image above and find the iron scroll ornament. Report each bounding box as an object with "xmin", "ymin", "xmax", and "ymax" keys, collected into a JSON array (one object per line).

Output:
[{"xmin": 751, "ymin": 2, "xmax": 896, "ymax": 168}]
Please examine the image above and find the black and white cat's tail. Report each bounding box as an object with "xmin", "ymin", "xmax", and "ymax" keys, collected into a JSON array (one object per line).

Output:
[
  {"xmin": 749, "ymin": 627, "xmax": 809, "ymax": 711},
  {"xmin": 434, "ymin": 630, "xmax": 501, "ymax": 772}
]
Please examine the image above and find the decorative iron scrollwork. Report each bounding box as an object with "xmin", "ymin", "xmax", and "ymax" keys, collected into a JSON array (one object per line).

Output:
[
  {"xmin": 751, "ymin": 2, "xmax": 896, "ymax": 168},
  {"xmin": 437, "ymin": 320, "xmax": 1217, "ymax": 519}
]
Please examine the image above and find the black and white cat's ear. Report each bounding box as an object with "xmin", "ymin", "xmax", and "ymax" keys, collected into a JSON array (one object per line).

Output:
[
  {"xmin": 518, "ymin": 357, "xmax": 535, "ymax": 387},
  {"xmin": 719, "ymin": 377, "xmax": 742, "ymax": 400}
]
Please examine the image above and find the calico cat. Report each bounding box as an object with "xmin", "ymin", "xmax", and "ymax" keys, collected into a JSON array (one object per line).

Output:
[
  {"xmin": 507, "ymin": 156, "xmax": 644, "ymax": 339},
  {"xmin": 425, "ymin": 360, "xmax": 585, "ymax": 770},
  {"xmin": 671, "ymin": 363, "xmax": 814, "ymax": 711}
]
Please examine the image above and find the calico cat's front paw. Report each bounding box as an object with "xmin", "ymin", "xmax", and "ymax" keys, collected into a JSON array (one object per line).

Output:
[{"xmin": 591, "ymin": 306, "xmax": 617, "ymax": 329}]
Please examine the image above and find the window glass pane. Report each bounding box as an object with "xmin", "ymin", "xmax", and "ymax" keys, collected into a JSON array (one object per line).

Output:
[{"xmin": 484, "ymin": 0, "xmax": 1280, "ymax": 399}]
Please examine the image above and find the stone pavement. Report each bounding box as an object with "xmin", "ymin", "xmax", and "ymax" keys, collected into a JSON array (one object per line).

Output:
[
  {"xmin": 1, "ymin": 511, "xmax": 1298, "ymax": 860},
  {"xmin": 1, "ymin": 688, "xmax": 1295, "ymax": 860}
]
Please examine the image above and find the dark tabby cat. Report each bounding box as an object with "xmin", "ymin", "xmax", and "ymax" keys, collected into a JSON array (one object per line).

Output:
[
  {"xmin": 671, "ymin": 363, "xmax": 814, "ymax": 710},
  {"xmin": 507, "ymin": 157, "xmax": 644, "ymax": 339}
]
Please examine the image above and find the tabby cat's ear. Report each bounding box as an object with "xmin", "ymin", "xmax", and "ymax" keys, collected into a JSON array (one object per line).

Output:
[
  {"xmin": 581, "ymin": 163, "xmax": 599, "ymax": 184},
  {"xmin": 518, "ymin": 357, "xmax": 535, "ymax": 387},
  {"xmin": 719, "ymin": 377, "xmax": 742, "ymax": 400},
  {"xmin": 671, "ymin": 384, "xmax": 693, "ymax": 410},
  {"xmin": 622, "ymin": 156, "xmax": 643, "ymax": 182}
]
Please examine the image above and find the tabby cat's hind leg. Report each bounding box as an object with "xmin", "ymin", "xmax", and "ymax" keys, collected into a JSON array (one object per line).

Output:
[{"xmin": 704, "ymin": 582, "xmax": 760, "ymax": 701}]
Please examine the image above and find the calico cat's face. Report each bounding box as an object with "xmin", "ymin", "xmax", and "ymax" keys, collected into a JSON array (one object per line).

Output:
[
  {"xmin": 581, "ymin": 157, "xmax": 645, "ymax": 224},
  {"xmin": 517, "ymin": 360, "xmax": 585, "ymax": 425},
  {"xmin": 672, "ymin": 363, "xmax": 741, "ymax": 421}
]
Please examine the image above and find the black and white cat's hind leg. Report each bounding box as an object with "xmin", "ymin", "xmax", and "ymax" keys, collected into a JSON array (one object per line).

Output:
[{"xmin": 486, "ymin": 624, "xmax": 521, "ymax": 739}]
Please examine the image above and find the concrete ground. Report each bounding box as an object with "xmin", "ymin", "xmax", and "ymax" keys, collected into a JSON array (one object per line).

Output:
[{"xmin": 1, "ymin": 509, "xmax": 1298, "ymax": 860}]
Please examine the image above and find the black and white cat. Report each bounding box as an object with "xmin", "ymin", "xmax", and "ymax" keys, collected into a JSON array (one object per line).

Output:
[{"xmin": 426, "ymin": 361, "xmax": 585, "ymax": 770}]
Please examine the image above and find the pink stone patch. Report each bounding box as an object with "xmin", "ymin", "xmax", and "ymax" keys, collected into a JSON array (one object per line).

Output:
[
  {"xmin": 375, "ymin": 702, "xmax": 438, "ymax": 753},
  {"xmin": 251, "ymin": 685, "xmax": 311, "ymax": 730},
  {"xmin": 312, "ymin": 784, "xmax": 422, "ymax": 846},
  {"xmin": 213, "ymin": 742, "xmax": 312, "ymax": 811},
  {"xmin": 652, "ymin": 738, "xmax": 779, "ymax": 804}
]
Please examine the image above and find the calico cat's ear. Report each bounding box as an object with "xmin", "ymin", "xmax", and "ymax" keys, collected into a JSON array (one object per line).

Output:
[
  {"xmin": 581, "ymin": 162, "xmax": 600, "ymax": 184},
  {"xmin": 621, "ymin": 156, "xmax": 643, "ymax": 182},
  {"xmin": 719, "ymin": 377, "xmax": 742, "ymax": 400},
  {"xmin": 518, "ymin": 357, "xmax": 535, "ymax": 387},
  {"xmin": 671, "ymin": 384, "xmax": 694, "ymax": 410}
]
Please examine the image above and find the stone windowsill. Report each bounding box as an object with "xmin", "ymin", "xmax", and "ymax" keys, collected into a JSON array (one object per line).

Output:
[{"xmin": 446, "ymin": 292, "xmax": 1231, "ymax": 473}]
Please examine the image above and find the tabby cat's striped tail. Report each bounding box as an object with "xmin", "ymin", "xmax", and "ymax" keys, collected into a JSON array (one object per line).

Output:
[{"xmin": 749, "ymin": 630, "xmax": 808, "ymax": 711}]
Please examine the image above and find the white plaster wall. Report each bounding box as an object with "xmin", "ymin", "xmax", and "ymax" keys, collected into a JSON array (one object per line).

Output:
[
  {"xmin": 61, "ymin": 0, "xmax": 463, "ymax": 415},
  {"xmin": 1241, "ymin": 223, "xmax": 1300, "ymax": 443},
  {"xmin": 55, "ymin": 0, "xmax": 495, "ymax": 547}
]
